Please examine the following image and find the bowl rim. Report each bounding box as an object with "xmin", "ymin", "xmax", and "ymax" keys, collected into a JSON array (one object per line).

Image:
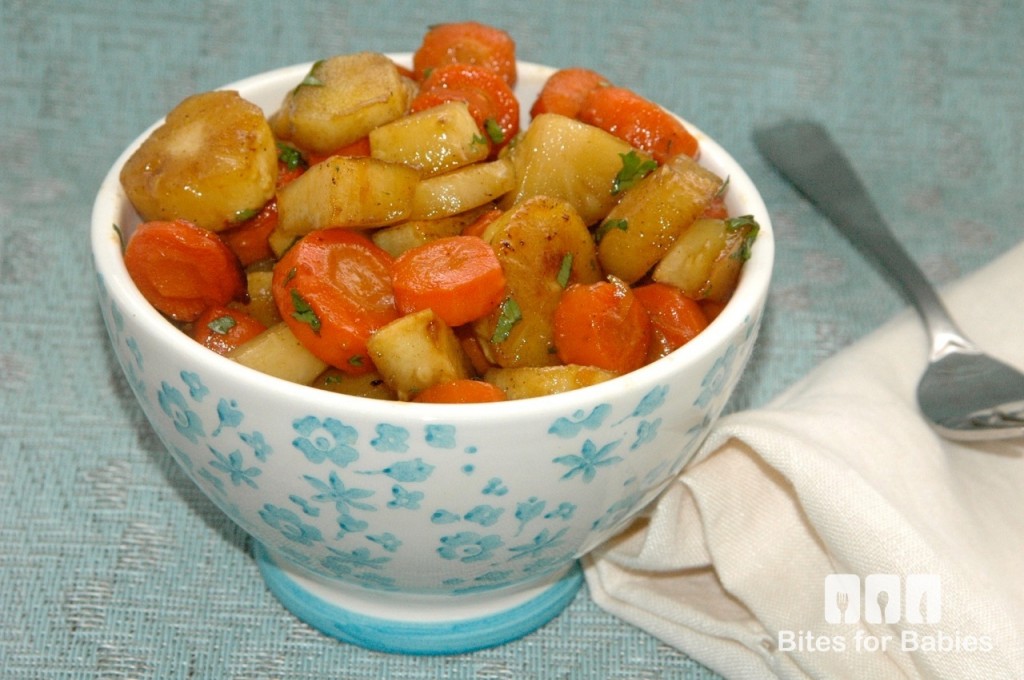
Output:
[{"xmin": 91, "ymin": 56, "xmax": 774, "ymax": 424}]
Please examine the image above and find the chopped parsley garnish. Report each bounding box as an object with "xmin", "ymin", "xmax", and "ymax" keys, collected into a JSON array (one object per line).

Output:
[
  {"xmin": 594, "ymin": 218, "xmax": 629, "ymax": 242},
  {"xmin": 112, "ymin": 223, "xmax": 124, "ymax": 250},
  {"xmin": 290, "ymin": 289, "xmax": 321, "ymax": 333},
  {"xmin": 296, "ymin": 60, "xmax": 326, "ymax": 89},
  {"xmin": 612, "ymin": 150, "xmax": 658, "ymax": 195},
  {"xmin": 276, "ymin": 141, "xmax": 307, "ymax": 170},
  {"xmin": 725, "ymin": 215, "xmax": 760, "ymax": 261},
  {"xmin": 348, "ymin": 355, "xmax": 364, "ymax": 368},
  {"xmin": 233, "ymin": 207, "xmax": 260, "ymax": 223},
  {"xmin": 484, "ymin": 118, "xmax": 505, "ymax": 144},
  {"xmin": 207, "ymin": 315, "xmax": 237, "ymax": 335},
  {"xmin": 556, "ymin": 252, "xmax": 573, "ymax": 288},
  {"xmin": 490, "ymin": 297, "xmax": 522, "ymax": 344},
  {"xmin": 715, "ymin": 176, "xmax": 731, "ymax": 198},
  {"xmin": 472, "ymin": 133, "xmax": 488, "ymax": 147}
]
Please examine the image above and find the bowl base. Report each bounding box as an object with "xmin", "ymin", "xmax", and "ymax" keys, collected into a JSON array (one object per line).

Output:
[{"xmin": 253, "ymin": 542, "xmax": 583, "ymax": 655}]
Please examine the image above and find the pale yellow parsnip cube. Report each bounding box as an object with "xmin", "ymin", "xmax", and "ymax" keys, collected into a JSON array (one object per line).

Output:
[
  {"xmin": 276, "ymin": 156, "xmax": 419, "ymax": 235},
  {"xmin": 270, "ymin": 52, "xmax": 411, "ymax": 154},
  {"xmin": 367, "ymin": 309, "xmax": 472, "ymax": 400},
  {"xmin": 484, "ymin": 365, "xmax": 617, "ymax": 400},
  {"xmin": 408, "ymin": 158, "xmax": 514, "ymax": 220},
  {"xmin": 229, "ymin": 322, "xmax": 328, "ymax": 385},
  {"xmin": 369, "ymin": 101, "xmax": 489, "ymax": 177}
]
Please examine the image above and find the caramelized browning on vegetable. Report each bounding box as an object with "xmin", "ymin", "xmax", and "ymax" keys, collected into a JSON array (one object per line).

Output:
[{"xmin": 118, "ymin": 22, "xmax": 760, "ymax": 402}]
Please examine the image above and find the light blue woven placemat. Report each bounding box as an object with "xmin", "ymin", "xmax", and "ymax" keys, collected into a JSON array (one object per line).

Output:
[{"xmin": 2, "ymin": 1, "xmax": 1022, "ymax": 677}]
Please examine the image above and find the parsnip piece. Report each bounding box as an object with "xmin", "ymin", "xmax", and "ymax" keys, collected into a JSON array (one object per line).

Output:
[
  {"xmin": 120, "ymin": 90, "xmax": 277, "ymax": 232},
  {"xmin": 499, "ymin": 113, "xmax": 637, "ymax": 225},
  {"xmin": 310, "ymin": 368, "xmax": 397, "ymax": 400},
  {"xmin": 408, "ymin": 159, "xmax": 514, "ymax": 220},
  {"xmin": 371, "ymin": 205, "xmax": 494, "ymax": 258},
  {"xmin": 229, "ymin": 270, "xmax": 281, "ymax": 328},
  {"xmin": 484, "ymin": 365, "xmax": 616, "ymax": 399},
  {"xmin": 270, "ymin": 52, "xmax": 411, "ymax": 154},
  {"xmin": 652, "ymin": 216, "xmax": 759, "ymax": 302},
  {"xmin": 597, "ymin": 154, "xmax": 724, "ymax": 284},
  {"xmin": 367, "ymin": 309, "xmax": 472, "ymax": 400},
  {"xmin": 229, "ymin": 322, "xmax": 327, "ymax": 385},
  {"xmin": 370, "ymin": 101, "xmax": 489, "ymax": 177},
  {"xmin": 474, "ymin": 196, "xmax": 602, "ymax": 368},
  {"xmin": 276, "ymin": 156, "xmax": 419, "ymax": 235}
]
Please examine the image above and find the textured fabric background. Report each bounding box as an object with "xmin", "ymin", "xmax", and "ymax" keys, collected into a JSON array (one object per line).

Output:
[{"xmin": 1, "ymin": 0, "xmax": 1022, "ymax": 677}]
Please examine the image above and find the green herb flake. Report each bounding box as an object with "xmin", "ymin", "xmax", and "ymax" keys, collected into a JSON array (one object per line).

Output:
[
  {"xmin": 556, "ymin": 252, "xmax": 573, "ymax": 289},
  {"xmin": 207, "ymin": 315, "xmax": 237, "ymax": 335},
  {"xmin": 284, "ymin": 266, "xmax": 297, "ymax": 285},
  {"xmin": 276, "ymin": 141, "xmax": 307, "ymax": 171},
  {"xmin": 112, "ymin": 223, "xmax": 125, "ymax": 250},
  {"xmin": 296, "ymin": 60, "xmax": 326, "ymax": 90},
  {"xmin": 715, "ymin": 175, "xmax": 731, "ymax": 198},
  {"xmin": 725, "ymin": 214, "xmax": 760, "ymax": 261},
  {"xmin": 233, "ymin": 207, "xmax": 260, "ymax": 223},
  {"xmin": 324, "ymin": 374, "xmax": 343, "ymax": 385},
  {"xmin": 594, "ymin": 218, "xmax": 629, "ymax": 243},
  {"xmin": 484, "ymin": 118, "xmax": 505, "ymax": 144},
  {"xmin": 290, "ymin": 289, "xmax": 321, "ymax": 333},
  {"xmin": 472, "ymin": 133, "xmax": 488, "ymax": 147},
  {"xmin": 490, "ymin": 297, "xmax": 522, "ymax": 344},
  {"xmin": 612, "ymin": 150, "xmax": 658, "ymax": 195},
  {"xmin": 347, "ymin": 355, "xmax": 364, "ymax": 368}
]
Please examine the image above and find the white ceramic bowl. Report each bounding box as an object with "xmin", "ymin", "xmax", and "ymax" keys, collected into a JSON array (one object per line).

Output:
[{"xmin": 91, "ymin": 56, "xmax": 773, "ymax": 654}]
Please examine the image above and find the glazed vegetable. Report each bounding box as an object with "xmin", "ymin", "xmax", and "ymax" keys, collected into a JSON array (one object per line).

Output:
[
  {"xmin": 413, "ymin": 378, "xmax": 507, "ymax": 404},
  {"xmin": 118, "ymin": 21, "xmax": 761, "ymax": 402},
  {"xmin": 123, "ymin": 219, "xmax": 246, "ymax": 322},
  {"xmin": 120, "ymin": 91, "xmax": 278, "ymax": 232},
  {"xmin": 579, "ymin": 86, "xmax": 700, "ymax": 163},
  {"xmin": 391, "ymin": 235, "xmax": 507, "ymax": 326},
  {"xmin": 271, "ymin": 228, "xmax": 398, "ymax": 372},
  {"xmin": 552, "ymin": 276, "xmax": 652, "ymax": 374},
  {"xmin": 412, "ymin": 21, "xmax": 517, "ymax": 86},
  {"xmin": 529, "ymin": 67, "xmax": 610, "ymax": 119}
]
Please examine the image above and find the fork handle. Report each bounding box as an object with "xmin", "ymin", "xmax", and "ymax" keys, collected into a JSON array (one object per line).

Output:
[{"xmin": 754, "ymin": 121, "xmax": 971, "ymax": 356}]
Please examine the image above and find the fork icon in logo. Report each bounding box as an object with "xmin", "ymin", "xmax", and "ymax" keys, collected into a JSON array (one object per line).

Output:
[{"xmin": 824, "ymin": 573, "xmax": 860, "ymax": 623}]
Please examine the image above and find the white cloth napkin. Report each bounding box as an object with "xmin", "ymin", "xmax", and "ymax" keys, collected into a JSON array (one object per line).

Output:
[{"xmin": 584, "ymin": 241, "xmax": 1024, "ymax": 680}]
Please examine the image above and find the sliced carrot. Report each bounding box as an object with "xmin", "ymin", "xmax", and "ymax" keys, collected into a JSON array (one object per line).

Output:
[
  {"xmin": 578, "ymin": 86, "xmax": 699, "ymax": 163},
  {"xmin": 413, "ymin": 379, "xmax": 507, "ymax": 403},
  {"xmin": 553, "ymin": 276, "xmax": 651, "ymax": 373},
  {"xmin": 124, "ymin": 219, "xmax": 246, "ymax": 322},
  {"xmin": 305, "ymin": 136, "xmax": 371, "ymax": 166},
  {"xmin": 220, "ymin": 199, "xmax": 279, "ymax": 267},
  {"xmin": 271, "ymin": 228, "xmax": 398, "ymax": 373},
  {"xmin": 530, "ymin": 67, "xmax": 611, "ymax": 119},
  {"xmin": 391, "ymin": 235, "xmax": 506, "ymax": 327},
  {"xmin": 633, "ymin": 282, "xmax": 709, "ymax": 361},
  {"xmin": 410, "ymin": 63, "xmax": 520, "ymax": 153},
  {"xmin": 191, "ymin": 304, "xmax": 267, "ymax": 356},
  {"xmin": 460, "ymin": 207, "xmax": 503, "ymax": 239},
  {"xmin": 413, "ymin": 21, "xmax": 517, "ymax": 86}
]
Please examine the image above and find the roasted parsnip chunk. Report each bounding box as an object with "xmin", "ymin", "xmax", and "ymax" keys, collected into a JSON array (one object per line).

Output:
[
  {"xmin": 270, "ymin": 52, "xmax": 411, "ymax": 154},
  {"xmin": 370, "ymin": 101, "xmax": 489, "ymax": 177},
  {"xmin": 597, "ymin": 153, "xmax": 724, "ymax": 284},
  {"xmin": 474, "ymin": 196, "xmax": 602, "ymax": 368},
  {"xmin": 367, "ymin": 308, "xmax": 472, "ymax": 400},
  {"xmin": 120, "ymin": 90, "xmax": 277, "ymax": 232},
  {"xmin": 484, "ymin": 365, "xmax": 616, "ymax": 399},
  {"xmin": 652, "ymin": 216, "xmax": 759, "ymax": 302}
]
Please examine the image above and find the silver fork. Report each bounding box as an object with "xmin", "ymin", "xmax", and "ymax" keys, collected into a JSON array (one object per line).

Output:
[{"xmin": 754, "ymin": 120, "xmax": 1024, "ymax": 441}]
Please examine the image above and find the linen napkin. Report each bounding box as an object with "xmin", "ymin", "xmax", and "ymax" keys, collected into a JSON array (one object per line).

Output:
[{"xmin": 584, "ymin": 240, "xmax": 1024, "ymax": 680}]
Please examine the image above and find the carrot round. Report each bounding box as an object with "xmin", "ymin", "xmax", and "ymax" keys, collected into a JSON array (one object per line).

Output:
[
  {"xmin": 191, "ymin": 304, "xmax": 267, "ymax": 356},
  {"xmin": 578, "ymin": 86, "xmax": 699, "ymax": 163},
  {"xmin": 271, "ymin": 228, "xmax": 398, "ymax": 373},
  {"xmin": 124, "ymin": 219, "xmax": 246, "ymax": 322},
  {"xmin": 413, "ymin": 21, "xmax": 517, "ymax": 86},
  {"xmin": 553, "ymin": 276, "xmax": 651, "ymax": 373},
  {"xmin": 220, "ymin": 200, "xmax": 279, "ymax": 267},
  {"xmin": 633, "ymin": 282, "xmax": 709, "ymax": 361},
  {"xmin": 410, "ymin": 64, "xmax": 520, "ymax": 153},
  {"xmin": 391, "ymin": 235, "xmax": 506, "ymax": 327},
  {"xmin": 530, "ymin": 67, "xmax": 611, "ymax": 119},
  {"xmin": 413, "ymin": 379, "xmax": 507, "ymax": 404}
]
